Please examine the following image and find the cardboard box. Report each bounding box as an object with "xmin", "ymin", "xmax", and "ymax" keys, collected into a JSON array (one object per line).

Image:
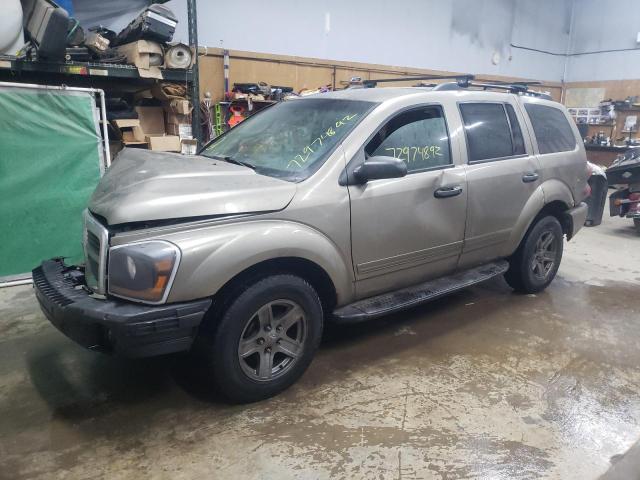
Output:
[
  {"xmin": 165, "ymin": 111, "xmax": 190, "ymax": 125},
  {"xmin": 167, "ymin": 123, "xmax": 192, "ymax": 139},
  {"xmin": 135, "ymin": 106, "xmax": 165, "ymax": 135},
  {"xmin": 146, "ymin": 135, "xmax": 181, "ymax": 152},
  {"xmin": 166, "ymin": 99, "xmax": 192, "ymax": 115},
  {"xmin": 116, "ymin": 40, "xmax": 164, "ymax": 79},
  {"xmin": 112, "ymin": 119, "xmax": 147, "ymax": 146}
]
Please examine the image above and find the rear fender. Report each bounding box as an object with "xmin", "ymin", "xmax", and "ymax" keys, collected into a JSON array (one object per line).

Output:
[
  {"xmin": 541, "ymin": 178, "xmax": 576, "ymax": 208},
  {"xmin": 502, "ymin": 179, "xmax": 576, "ymax": 255},
  {"xmin": 501, "ymin": 186, "xmax": 545, "ymax": 256}
]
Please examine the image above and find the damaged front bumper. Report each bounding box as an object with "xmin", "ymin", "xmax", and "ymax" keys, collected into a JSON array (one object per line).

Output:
[{"xmin": 33, "ymin": 259, "xmax": 211, "ymax": 358}]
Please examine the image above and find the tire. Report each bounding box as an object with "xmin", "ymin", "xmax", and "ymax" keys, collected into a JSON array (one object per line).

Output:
[
  {"xmin": 504, "ymin": 215, "xmax": 564, "ymax": 293},
  {"xmin": 634, "ymin": 218, "xmax": 640, "ymax": 235},
  {"xmin": 198, "ymin": 274, "xmax": 323, "ymax": 403}
]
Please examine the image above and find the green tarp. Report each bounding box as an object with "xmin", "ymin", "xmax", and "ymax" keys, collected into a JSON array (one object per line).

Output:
[{"xmin": 0, "ymin": 86, "xmax": 103, "ymax": 279}]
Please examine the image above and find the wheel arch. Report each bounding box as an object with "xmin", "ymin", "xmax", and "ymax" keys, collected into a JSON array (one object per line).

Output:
[
  {"xmin": 502, "ymin": 184, "xmax": 574, "ymax": 256},
  {"xmin": 211, "ymin": 257, "xmax": 339, "ymax": 323}
]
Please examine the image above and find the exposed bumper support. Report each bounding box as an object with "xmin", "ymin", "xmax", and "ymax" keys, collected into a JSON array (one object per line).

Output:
[{"xmin": 33, "ymin": 259, "xmax": 211, "ymax": 358}]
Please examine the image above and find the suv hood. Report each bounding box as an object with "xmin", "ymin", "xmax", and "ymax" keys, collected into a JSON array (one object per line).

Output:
[{"xmin": 89, "ymin": 149, "xmax": 296, "ymax": 226}]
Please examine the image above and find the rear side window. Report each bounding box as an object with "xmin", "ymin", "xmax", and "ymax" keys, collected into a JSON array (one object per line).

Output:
[
  {"xmin": 366, "ymin": 105, "xmax": 451, "ymax": 173},
  {"xmin": 524, "ymin": 104, "xmax": 576, "ymax": 154},
  {"xmin": 459, "ymin": 103, "xmax": 521, "ymax": 162}
]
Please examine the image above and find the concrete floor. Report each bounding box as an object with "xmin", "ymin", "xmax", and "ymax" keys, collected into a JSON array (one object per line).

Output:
[{"xmin": 1, "ymin": 213, "xmax": 640, "ymax": 480}]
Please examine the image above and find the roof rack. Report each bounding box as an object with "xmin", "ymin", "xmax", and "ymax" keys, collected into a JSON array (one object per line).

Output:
[
  {"xmin": 362, "ymin": 74, "xmax": 551, "ymax": 99},
  {"xmin": 465, "ymin": 81, "xmax": 551, "ymax": 99},
  {"xmin": 362, "ymin": 74, "xmax": 474, "ymax": 88}
]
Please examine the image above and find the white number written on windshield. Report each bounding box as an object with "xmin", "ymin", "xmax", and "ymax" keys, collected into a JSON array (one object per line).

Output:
[{"xmin": 287, "ymin": 114, "xmax": 359, "ymax": 169}]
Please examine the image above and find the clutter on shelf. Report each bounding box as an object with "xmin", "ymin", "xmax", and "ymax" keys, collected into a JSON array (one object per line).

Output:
[
  {"xmin": 10, "ymin": 0, "xmax": 191, "ymax": 82},
  {"xmin": 200, "ymin": 79, "xmax": 342, "ymax": 143},
  {"xmin": 108, "ymin": 82, "xmax": 194, "ymax": 157},
  {"xmin": 570, "ymin": 96, "xmax": 640, "ymax": 148}
]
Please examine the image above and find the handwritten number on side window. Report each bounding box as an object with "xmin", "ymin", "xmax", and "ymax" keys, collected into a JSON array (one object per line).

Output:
[{"xmin": 384, "ymin": 145, "xmax": 442, "ymax": 163}]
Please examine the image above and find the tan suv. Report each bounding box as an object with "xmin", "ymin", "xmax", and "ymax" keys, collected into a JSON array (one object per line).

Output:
[{"xmin": 34, "ymin": 83, "xmax": 588, "ymax": 402}]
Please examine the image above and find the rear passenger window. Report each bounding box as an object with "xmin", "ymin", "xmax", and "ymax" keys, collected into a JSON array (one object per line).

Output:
[
  {"xmin": 460, "ymin": 103, "xmax": 523, "ymax": 162},
  {"xmin": 524, "ymin": 104, "xmax": 576, "ymax": 154},
  {"xmin": 505, "ymin": 104, "xmax": 525, "ymax": 155},
  {"xmin": 365, "ymin": 106, "xmax": 451, "ymax": 173}
]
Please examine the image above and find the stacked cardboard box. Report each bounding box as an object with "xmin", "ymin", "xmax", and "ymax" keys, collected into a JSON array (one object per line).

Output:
[
  {"xmin": 164, "ymin": 99, "xmax": 193, "ymax": 140},
  {"xmin": 112, "ymin": 106, "xmax": 181, "ymax": 152}
]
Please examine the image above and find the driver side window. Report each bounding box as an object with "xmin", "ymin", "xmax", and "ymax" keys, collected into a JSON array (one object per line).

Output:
[{"xmin": 365, "ymin": 105, "xmax": 452, "ymax": 173}]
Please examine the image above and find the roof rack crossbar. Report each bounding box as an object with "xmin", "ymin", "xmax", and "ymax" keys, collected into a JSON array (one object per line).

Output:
[
  {"xmin": 362, "ymin": 74, "xmax": 551, "ymax": 99},
  {"xmin": 362, "ymin": 74, "xmax": 475, "ymax": 88},
  {"xmin": 467, "ymin": 81, "xmax": 551, "ymax": 99}
]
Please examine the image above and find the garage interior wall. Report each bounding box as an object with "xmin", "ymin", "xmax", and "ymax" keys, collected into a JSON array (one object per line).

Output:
[
  {"xmin": 562, "ymin": 0, "xmax": 640, "ymax": 104},
  {"xmin": 165, "ymin": 0, "xmax": 573, "ymax": 82},
  {"xmin": 76, "ymin": 1, "xmax": 640, "ymax": 102}
]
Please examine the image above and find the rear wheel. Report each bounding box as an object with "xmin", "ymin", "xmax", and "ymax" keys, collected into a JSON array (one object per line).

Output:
[
  {"xmin": 198, "ymin": 274, "xmax": 323, "ymax": 403},
  {"xmin": 505, "ymin": 215, "xmax": 563, "ymax": 293},
  {"xmin": 634, "ymin": 218, "xmax": 640, "ymax": 234}
]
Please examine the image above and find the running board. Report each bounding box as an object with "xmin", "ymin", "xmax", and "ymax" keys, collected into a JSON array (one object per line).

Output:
[{"xmin": 333, "ymin": 260, "xmax": 509, "ymax": 323}]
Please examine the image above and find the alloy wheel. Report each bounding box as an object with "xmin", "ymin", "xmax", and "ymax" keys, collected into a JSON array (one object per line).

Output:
[
  {"xmin": 237, "ymin": 300, "xmax": 307, "ymax": 382},
  {"xmin": 531, "ymin": 231, "xmax": 556, "ymax": 280}
]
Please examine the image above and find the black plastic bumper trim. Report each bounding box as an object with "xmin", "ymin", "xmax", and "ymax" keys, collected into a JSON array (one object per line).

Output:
[{"xmin": 33, "ymin": 259, "xmax": 212, "ymax": 358}]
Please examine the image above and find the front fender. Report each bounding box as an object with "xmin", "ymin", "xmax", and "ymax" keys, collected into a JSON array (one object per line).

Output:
[{"xmin": 159, "ymin": 220, "xmax": 353, "ymax": 304}]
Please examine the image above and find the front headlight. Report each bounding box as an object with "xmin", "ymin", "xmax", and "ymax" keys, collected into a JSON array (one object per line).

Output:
[{"xmin": 108, "ymin": 241, "xmax": 181, "ymax": 304}]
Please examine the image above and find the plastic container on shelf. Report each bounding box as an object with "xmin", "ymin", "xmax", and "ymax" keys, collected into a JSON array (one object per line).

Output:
[{"xmin": 0, "ymin": 0, "xmax": 24, "ymax": 56}]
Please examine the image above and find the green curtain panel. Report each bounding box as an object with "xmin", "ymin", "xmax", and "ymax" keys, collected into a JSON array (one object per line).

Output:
[{"xmin": 0, "ymin": 87, "xmax": 102, "ymax": 279}]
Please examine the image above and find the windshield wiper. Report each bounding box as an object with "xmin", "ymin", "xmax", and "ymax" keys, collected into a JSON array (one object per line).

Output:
[{"xmin": 210, "ymin": 155, "xmax": 256, "ymax": 170}]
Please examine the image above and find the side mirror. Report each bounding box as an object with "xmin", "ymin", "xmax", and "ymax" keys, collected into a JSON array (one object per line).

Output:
[{"xmin": 352, "ymin": 156, "xmax": 407, "ymax": 184}]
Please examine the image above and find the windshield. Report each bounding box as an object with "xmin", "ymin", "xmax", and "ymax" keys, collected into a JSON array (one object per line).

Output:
[{"xmin": 201, "ymin": 98, "xmax": 376, "ymax": 182}]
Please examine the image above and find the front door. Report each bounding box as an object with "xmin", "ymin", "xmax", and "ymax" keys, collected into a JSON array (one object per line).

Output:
[
  {"xmin": 348, "ymin": 104, "xmax": 467, "ymax": 299},
  {"xmin": 457, "ymin": 100, "xmax": 543, "ymax": 269}
]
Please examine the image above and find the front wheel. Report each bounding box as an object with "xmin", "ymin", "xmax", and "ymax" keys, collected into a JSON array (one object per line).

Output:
[
  {"xmin": 634, "ymin": 218, "xmax": 640, "ymax": 234},
  {"xmin": 199, "ymin": 274, "xmax": 323, "ymax": 403},
  {"xmin": 504, "ymin": 215, "xmax": 564, "ymax": 293}
]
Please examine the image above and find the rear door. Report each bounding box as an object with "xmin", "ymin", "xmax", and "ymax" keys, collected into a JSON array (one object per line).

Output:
[
  {"xmin": 348, "ymin": 103, "xmax": 467, "ymax": 299},
  {"xmin": 520, "ymin": 101, "xmax": 586, "ymax": 204},
  {"xmin": 457, "ymin": 98, "xmax": 542, "ymax": 269}
]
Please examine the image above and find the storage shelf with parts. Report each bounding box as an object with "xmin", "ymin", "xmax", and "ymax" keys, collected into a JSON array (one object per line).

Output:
[{"xmin": 0, "ymin": 57, "xmax": 193, "ymax": 83}]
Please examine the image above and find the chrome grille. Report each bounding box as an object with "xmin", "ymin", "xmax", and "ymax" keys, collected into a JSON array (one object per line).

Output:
[{"xmin": 83, "ymin": 211, "xmax": 109, "ymax": 294}]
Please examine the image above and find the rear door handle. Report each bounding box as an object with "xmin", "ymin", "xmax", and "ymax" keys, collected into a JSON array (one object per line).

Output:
[
  {"xmin": 434, "ymin": 186, "xmax": 463, "ymax": 198},
  {"xmin": 522, "ymin": 172, "xmax": 539, "ymax": 183}
]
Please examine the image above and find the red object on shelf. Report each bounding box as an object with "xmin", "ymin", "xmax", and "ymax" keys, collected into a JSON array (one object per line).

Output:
[{"xmin": 228, "ymin": 105, "xmax": 245, "ymax": 127}]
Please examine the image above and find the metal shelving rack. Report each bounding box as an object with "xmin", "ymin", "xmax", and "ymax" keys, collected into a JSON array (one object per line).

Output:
[{"xmin": 0, "ymin": 0, "xmax": 201, "ymax": 145}]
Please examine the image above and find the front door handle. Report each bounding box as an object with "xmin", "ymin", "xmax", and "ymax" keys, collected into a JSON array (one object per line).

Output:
[
  {"xmin": 434, "ymin": 186, "xmax": 463, "ymax": 198},
  {"xmin": 522, "ymin": 172, "xmax": 539, "ymax": 183}
]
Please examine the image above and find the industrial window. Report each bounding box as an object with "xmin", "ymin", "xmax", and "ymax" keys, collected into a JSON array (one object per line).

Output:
[
  {"xmin": 459, "ymin": 103, "xmax": 520, "ymax": 162},
  {"xmin": 524, "ymin": 104, "xmax": 576, "ymax": 154},
  {"xmin": 365, "ymin": 106, "xmax": 451, "ymax": 173}
]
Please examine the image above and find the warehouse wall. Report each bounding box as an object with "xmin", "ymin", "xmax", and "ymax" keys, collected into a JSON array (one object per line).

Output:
[
  {"xmin": 565, "ymin": 0, "xmax": 640, "ymax": 82},
  {"xmin": 165, "ymin": 0, "xmax": 573, "ymax": 82},
  {"xmin": 196, "ymin": 48, "xmax": 563, "ymax": 104}
]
